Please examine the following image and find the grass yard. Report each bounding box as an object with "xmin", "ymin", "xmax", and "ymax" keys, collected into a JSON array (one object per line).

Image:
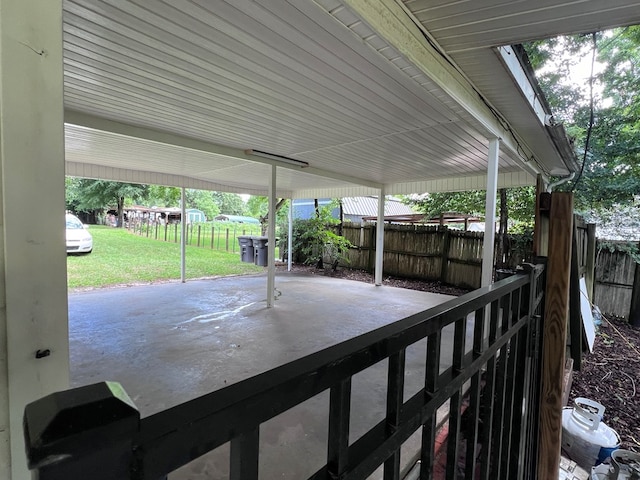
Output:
[{"xmin": 67, "ymin": 226, "xmax": 264, "ymax": 289}]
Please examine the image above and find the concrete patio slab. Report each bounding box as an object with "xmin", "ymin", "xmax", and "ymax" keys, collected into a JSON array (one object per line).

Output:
[{"xmin": 68, "ymin": 272, "xmax": 463, "ymax": 479}]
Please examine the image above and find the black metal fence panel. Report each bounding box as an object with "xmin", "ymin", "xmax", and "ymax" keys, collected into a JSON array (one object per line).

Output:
[{"xmin": 24, "ymin": 265, "xmax": 545, "ymax": 480}]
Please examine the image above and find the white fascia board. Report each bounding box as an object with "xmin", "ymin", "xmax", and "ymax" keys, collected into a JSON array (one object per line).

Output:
[
  {"xmin": 497, "ymin": 46, "xmax": 548, "ymax": 127},
  {"xmin": 64, "ymin": 110, "xmax": 381, "ymax": 190},
  {"xmin": 65, "ymin": 161, "xmax": 291, "ymax": 196},
  {"xmin": 342, "ymin": 0, "xmax": 546, "ymax": 179},
  {"xmin": 291, "ymin": 185, "xmax": 379, "ymax": 199},
  {"xmin": 387, "ymin": 171, "xmax": 535, "ymax": 195}
]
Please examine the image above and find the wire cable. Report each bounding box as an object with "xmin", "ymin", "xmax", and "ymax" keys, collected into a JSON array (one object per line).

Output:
[{"xmin": 571, "ymin": 32, "xmax": 597, "ymax": 191}]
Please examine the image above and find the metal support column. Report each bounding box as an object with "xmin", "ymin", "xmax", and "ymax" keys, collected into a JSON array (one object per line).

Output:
[
  {"xmin": 288, "ymin": 199, "xmax": 293, "ymax": 272},
  {"xmin": 181, "ymin": 187, "xmax": 186, "ymax": 283},
  {"xmin": 374, "ymin": 188, "xmax": 386, "ymax": 286},
  {"xmin": 482, "ymin": 138, "xmax": 500, "ymax": 287},
  {"xmin": 267, "ymin": 165, "xmax": 276, "ymax": 307}
]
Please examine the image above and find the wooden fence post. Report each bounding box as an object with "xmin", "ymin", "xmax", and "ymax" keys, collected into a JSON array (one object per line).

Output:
[
  {"xmin": 569, "ymin": 219, "xmax": 582, "ymax": 370},
  {"xmin": 585, "ymin": 223, "xmax": 596, "ymax": 302},
  {"xmin": 368, "ymin": 225, "xmax": 375, "ymax": 273},
  {"xmin": 537, "ymin": 192, "xmax": 573, "ymax": 480},
  {"xmin": 629, "ymin": 243, "xmax": 640, "ymax": 327},
  {"xmin": 440, "ymin": 228, "xmax": 451, "ymax": 283}
]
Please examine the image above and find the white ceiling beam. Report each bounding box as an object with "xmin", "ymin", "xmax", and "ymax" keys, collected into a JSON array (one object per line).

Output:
[
  {"xmin": 65, "ymin": 161, "xmax": 278, "ymax": 195},
  {"xmin": 64, "ymin": 110, "xmax": 382, "ymax": 190},
  {"xmin": 341, "ymin": 0, "xmax": 549, "ymax": 179}
]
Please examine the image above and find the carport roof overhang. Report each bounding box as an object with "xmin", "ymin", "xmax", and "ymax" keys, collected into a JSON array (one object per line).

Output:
[{"xmin": 62, "ymin": 0, "xmax": 640, "ymax": 198}]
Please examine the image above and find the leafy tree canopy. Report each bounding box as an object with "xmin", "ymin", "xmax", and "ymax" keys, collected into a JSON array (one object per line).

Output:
[
  {"xmin": 66, "ymin": 178, "xmax": 148, "ymax": 227},
  {"xmin": 212, "ymin": 192, "xmax": 246, "ymax": 216},
  {"xmin": 403, "ymin": 186, "xmax": 535, "ymax": 229},
  {"xmin": 524, "ymin": 27, "xmax": 640, "ymax": 219}
]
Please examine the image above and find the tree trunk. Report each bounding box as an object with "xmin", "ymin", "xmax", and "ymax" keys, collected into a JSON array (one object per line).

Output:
[
  {"xmin": 117, "ymin": 196, "xmax": 125, "ymax": 228},
  {"xmin": 260, "ymin": 198, "xmax": 286, "ymax": 235}
]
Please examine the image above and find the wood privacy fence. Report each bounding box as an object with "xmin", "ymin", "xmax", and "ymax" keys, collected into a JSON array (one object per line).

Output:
[
  {"xmin": 342, "ymin": 224, "xmax": 498, "ymax": 290},
  {"xmin": 593, "ymin": 243, "xmax": 639, "ymax": 320}
]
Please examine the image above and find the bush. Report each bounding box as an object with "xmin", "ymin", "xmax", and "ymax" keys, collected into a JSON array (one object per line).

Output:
[{"xmin": 283, "ymin": 204, "xmax": 352, "ymax": 270}]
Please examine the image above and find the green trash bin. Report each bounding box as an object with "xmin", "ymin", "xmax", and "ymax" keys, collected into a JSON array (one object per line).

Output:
[
  {"xmin": 238, "ymin": 236, "xmax": 255, "ymax": 263},
  {"xmin": 253, "ymin": 236, "xmax": 269, "ymax": 267}
]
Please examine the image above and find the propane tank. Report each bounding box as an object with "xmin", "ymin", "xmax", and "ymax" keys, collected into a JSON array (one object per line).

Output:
[
  {"xmin": 591, "ymin": 450, "xmax": 640, "ymax": 479},
  {"xmin": 562, "ymin": 398, "xmax": 620, "ymax": 469}
]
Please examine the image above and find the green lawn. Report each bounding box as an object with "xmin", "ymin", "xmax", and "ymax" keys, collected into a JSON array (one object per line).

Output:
[{"xmin": 67, "ymin": 226, "xmax": 265, "ymax": 289}]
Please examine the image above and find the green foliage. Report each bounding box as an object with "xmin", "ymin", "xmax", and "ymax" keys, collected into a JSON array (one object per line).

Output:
[
  {"xmin": 212, "ymin": 192, "xmax": 246, "ymax": 215},
  {"xmin": 67, "ymin": 178, "xmax": 148, "ymax": 212},
  {"xmin": 402, "ymin": 186, "xmax": 535, "ymax": 230},
  {"xmin": 524, "ymin": 28, "xmax": 640, "ymax": 216},
  {"xmin": 185, "ymin": 189, "xmax": 221, "ymax": 220},
  {"xmin": 597, "ymin": 240, "xmax": 640, "ymax": 263},
  {"xmin": 66, "ymin": 178, "xmax": 148, "ymax": 227},
  {"xmin": 245, "ymin": 196, "xmax": 268, "ymax": 219},
  {"xmin": 147, "ymin": 185, "xmax": 181, "ymax": 207},
  {"xmin": 288, "ymin": 204, "xmax": 351, "ymax": 269}
]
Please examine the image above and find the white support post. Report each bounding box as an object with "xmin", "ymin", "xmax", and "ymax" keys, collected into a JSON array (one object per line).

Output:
[
  {"xmin": 374, "ymin": 188, "xmax": 386, "ymax": 286},
  {"xmin": 181, "ymin": 187, "xmax": 186, "ymax": 283},
  {"xmin": 287, "ymin": 199, "xmax": 293, "ymax": 272},
  {"xmin": 482, "ymin": 138, "xmax": 500, "ymax": 287},
  {"xmin": 267, "ymin": 165, "xmax": 277, "ymax": 307},
  {"xmin": 0, "ymin": 1, "xmax": 68, "ymax": 478}
]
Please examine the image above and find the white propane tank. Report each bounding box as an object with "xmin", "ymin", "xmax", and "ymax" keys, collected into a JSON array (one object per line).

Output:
[
  {"xmin": 562, "ymin": 398, "xmax": 620, "ymax": 470},
  {"xmin": 591, "ymin": 449, "xmax": 640, "ymax": 480}
]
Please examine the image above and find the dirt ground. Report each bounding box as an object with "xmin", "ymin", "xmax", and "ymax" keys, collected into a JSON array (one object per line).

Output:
[
  {"xmin": 281, "ymin": 264, "xmax": 640, "ymax": 453},
  {"xmin": 568, "ymin": 315, "xmax": 640, "ymax": 452}
]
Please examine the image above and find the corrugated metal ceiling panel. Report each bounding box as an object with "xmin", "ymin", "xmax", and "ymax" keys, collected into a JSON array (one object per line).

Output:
[
  {"xmin": 403, "ymin": 0, "xmax": 640, "ymax": 52},
  {"xmin": 60, "ymin": 0, "xmax": 633, "ymax": 197}
]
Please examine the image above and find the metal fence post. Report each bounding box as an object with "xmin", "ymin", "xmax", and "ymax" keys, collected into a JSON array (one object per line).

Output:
[{"xmin": 23, "ymin": 382, "xmax": 140, "ymax": 480}]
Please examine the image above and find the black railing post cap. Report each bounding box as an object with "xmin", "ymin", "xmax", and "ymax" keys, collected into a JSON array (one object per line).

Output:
[{"xmin": 23, "ymin": 381, "xmax": 140, "ymax": 469}]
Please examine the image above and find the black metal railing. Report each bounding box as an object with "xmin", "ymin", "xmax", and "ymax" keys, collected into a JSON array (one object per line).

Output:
[{"xmin": 24, "ymin": 264, "xmax": 545, "ymax": 480}]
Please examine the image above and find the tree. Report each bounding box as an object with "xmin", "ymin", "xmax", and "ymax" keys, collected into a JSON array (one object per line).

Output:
[
  {"xmin": 403, "ymin": 186, "xmax": 535, "ymax": 230},
  {"xmin": 289, "ymin": 203, "xmax": 351, "ymax": 270},
  {"xmin": 69, "ymin": 179, "xmax": 148, "ymax": 227},
  {"xmin": 212, "ymin": 192, "xmax": 246, "ymax": 215},
  {"xmin": 185, "ymin": 189, "xmax": 220, "ymax": 221},
  {"xmin": 246, "ymin": 196, "xmax": 289, "ymax": 235},
  {"xmin": 147, "ymin": 185, "xmax": 181, "ymax": 207},
  {"xmin": 524, "ymin": 28, "xmax": 640, "ymax": 219}
]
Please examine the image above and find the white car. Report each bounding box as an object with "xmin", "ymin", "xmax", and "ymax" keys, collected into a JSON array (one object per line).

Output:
[{"xmin": 66, "ymin": 213, "xmax": 93, "ymax": 254}]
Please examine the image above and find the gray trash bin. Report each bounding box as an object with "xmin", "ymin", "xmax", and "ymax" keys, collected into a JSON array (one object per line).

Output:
[
  {"xmin": 238, "ymin": 236, "xmax": 255, "ymax": 263},
  {"xmin": 253, "ymin": 236, "xmax": 269, "ymax": 266}
]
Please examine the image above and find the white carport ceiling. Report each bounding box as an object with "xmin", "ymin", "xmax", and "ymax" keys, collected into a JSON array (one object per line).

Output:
[{"xmin": 62, "ymin": 0, "xmax": 640, "ymax": 198}]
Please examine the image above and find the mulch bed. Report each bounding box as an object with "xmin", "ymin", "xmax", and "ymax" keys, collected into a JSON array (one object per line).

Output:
[
  {"xmin": 279, "ymin": 263, "xmax": 640, "ymax": 453},
  {"xmin": 568, "ymin": 315, "xmax": 640, "ymax": 452},
  {"xmin": 277, "ymin": 263, "xmax": 471, "ymax": 296}
]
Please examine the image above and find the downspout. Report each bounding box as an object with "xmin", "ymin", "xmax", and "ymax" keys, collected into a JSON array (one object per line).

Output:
[{"xmin": 546, "ymin": 172, "xmax": 575, "ymax": 192}]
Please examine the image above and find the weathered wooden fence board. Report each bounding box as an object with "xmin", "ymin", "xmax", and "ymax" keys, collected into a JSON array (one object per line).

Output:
[
  {"xmin": 594, "ymin": 247, "xmax": 637, "ymax": 318},
  {"xmin": 341, "ymin": 223, "xmax": 484, "ymax": 288}
]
